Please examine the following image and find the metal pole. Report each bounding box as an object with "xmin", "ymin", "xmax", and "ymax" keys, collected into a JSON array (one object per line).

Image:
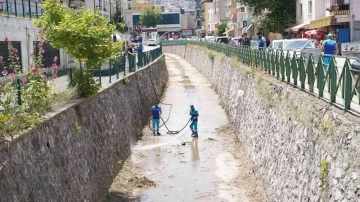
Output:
[
  {"xmin": 17, "ymin": 78, "xmax": 22, "ymax": 105},
  {"xmin": 22, "ymin": 0, "xmax": 25, "ymax": 17},
  {"xmin": 99, "ymin": 66, "xmax": 102, "ymax": 84},
  {"xmin": 93, "ymin": 0, "xmax": 95, "ymax": 8},
  {"xmin": 350, "ymin": 0, "xmax": 354, "ymax": 42},
  {"xmin": 14, "ymin": 0, "xmax": 17, "ymax": 16},
  {"xmin": 69, "ymin": 68, "xmax": 73, "ymax": 85},
  {"xmin": 109, "ymin": 62, "xmax": 112, "ymax": 83},
  {"xmin": 35, "ymin": 0, "xmax": 38, "ymax": 18},
  {"xmin": 5, "ymin": 0, "xmax": 9, "ymax": 15},
  {"xmin": 109, "ymin": 2, "xmax": 111, "ymax": 18},
  {"xmin": 28, "ymin": 0, "xmax": 31, "ymax": 18}
]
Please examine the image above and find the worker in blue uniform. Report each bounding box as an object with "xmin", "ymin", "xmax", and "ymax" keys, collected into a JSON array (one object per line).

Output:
[
  {"xmin": 189, "ymin": 105, "xmax": 199, "ymax": 138},
  {"xmin": 151, "ymin": 103, "xmax": 162, "ymax": 136},
  {"xmin": 321, "ymin": 34, "xmax": 338, "ymax": 69}
]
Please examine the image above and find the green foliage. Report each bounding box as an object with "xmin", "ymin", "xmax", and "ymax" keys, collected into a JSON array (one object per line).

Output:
[
  {"xmin": 112, "ymin": 3, "xmax": 126, "ymax": 33},
  {"xmin": 0, "ymin": 38, "xmax": 57, "ymax": 139},
  {"xmin": 140, "ymin": 7, "xmax": 162, "ymax": 28},
  {"xmin": 123, "ymin": 77, "xmax": 131, "ymax": 85},
  {"xmin": 34, "ymin": 0, "xmax": 122, "ymax": 69},
  {"xmin": 320, "ymin": 160, "xmax": 330, "ymax": 193},
  {"xmin": 216, "ymin": 23, "xmax": 228, "ymax": 36},
  {"xmin": 48, "ymin": 86, "xmax": 78, "ymax": 110},
  {"xmin": 70, "ymin": 69, "xmax": 101, "ymax": 98},
  {"xmin": 238, "ymin": 0, "xmax": 296, "ymax": 33}
]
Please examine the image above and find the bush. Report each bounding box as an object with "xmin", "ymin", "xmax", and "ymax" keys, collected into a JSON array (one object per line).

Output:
[{"xmin": 70, "ymin": 69, "xmax": 101, "ymax": 98}]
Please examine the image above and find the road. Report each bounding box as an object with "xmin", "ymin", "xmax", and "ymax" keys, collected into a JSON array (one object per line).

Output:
[{"xmin": 105, "ymin": 53, "xmax": 266, "ymax": 202}]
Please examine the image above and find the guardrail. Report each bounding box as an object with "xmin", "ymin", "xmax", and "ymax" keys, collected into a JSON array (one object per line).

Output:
[
  {"xmin": 161, "ymin": 40, "xmax": 360, "ymax": 114},
  {"xmin": 0, "ymin": 0, "xmax": 42, "ymax": 19}
]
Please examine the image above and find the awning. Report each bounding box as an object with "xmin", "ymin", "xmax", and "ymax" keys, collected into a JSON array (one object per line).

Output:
[
  {"xmin": 223, "ymin": 28, "xmax": 234, "ymax": 34},
  {"xmin": 284, "ymin": 22, "xmax": 309, "ymax": 32},
  {"xmin": 242, "ymin": 23, "xmax": 253, "ymax": 34},
  {"xmin": 309, "ymin": 16, "xmax": 333, "ymax": 29}
]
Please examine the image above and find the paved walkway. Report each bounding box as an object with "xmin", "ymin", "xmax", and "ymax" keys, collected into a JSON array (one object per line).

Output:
[{"xmin": 106, "ymin": 54, "xmax": 266, "ymax": 202}]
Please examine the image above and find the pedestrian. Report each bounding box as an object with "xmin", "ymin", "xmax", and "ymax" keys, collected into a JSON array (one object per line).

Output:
[
  {"xmin": 151, "ymin": 103, "xmax": 162, "ymax": 136},
  {"xmin": 256, "ymin": 32, "xmax": 266, "ymax": 50},
  {"xmin": 242, "ymin": 33, "xmax": 250, "ymax": 47},
  {"xmin": 137, "ymin": 42, "xmax": 143, "ymax": 54},
  {"xmin": 266, "ymin": 38, "xmax": 270, "ymax": 48},
  {"xmin": 321, "ymin": 33, "xmax": 338, "ymax": 69},
  {"xmin": 128, "ymin": 44, "xmax": 135, "ymax": 56},
  {"xmin": 189, "ymin": 105, "xmax": 199, "ymax": 138}
]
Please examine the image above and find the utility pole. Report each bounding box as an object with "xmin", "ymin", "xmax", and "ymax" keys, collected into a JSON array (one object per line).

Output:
[{"xmin": 350, "ymin": 0, "xmax": 354, "ymax": 42}]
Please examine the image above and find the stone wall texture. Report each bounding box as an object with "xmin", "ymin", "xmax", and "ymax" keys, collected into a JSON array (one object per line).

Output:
[
  {"xmin": 0, "ymin": 56, "xmax": 168, "ymax": 202},
  {"xmin": 164, "ymin": 45, "xmax": 360, "ymax": 202}
]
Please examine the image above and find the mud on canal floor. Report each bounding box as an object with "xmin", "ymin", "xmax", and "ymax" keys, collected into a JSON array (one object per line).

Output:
[{"xmin": 103, "ymin": 54, "xmax": 267, "ymax": 202}]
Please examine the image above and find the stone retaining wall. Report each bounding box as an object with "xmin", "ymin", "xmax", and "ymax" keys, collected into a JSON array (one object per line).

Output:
[
  {"xmin": 164, "ymin": 45, "xmax": 360, "ymax": 202},
  {"xmin": 0, "ymin": 56, "xmax": 168, "ymax": 202}
]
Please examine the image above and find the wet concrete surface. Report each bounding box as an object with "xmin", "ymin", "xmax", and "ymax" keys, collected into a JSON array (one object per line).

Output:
[{"xmin": 106, "ymin": 54, "xmax": 266, "ymax": 202}]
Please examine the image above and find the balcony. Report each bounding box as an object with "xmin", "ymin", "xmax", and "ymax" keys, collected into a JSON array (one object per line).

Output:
[{"xmin": 330, "ymin": 0, "xmax": 350, "ymax": 16}]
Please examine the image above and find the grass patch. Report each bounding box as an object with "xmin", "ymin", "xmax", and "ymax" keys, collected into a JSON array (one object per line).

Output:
[
  {"xmin": 49, "ymin": 86, "xmax": 78, "ymax": 110},
  {"xmin": 320, "ymin": 160, "xmax": 330, "ymax": 193}
]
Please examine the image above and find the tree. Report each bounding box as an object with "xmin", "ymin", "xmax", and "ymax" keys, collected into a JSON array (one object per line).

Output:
[
  {"xmin": 35, "ymin": 0, "xmax": 122, "ymax": 69},
  {"xmin": 112, "ymin": 3, "xmax": 126, "ymax": 33},
  {"xmin": 216, "ymin": 23, "xmax": 228, "ymax": 37},
  {"xmin": 35, "ymin": 0, "xmax": 123, "ymax": 97},
  {"xmin": 140, "ymin": 7, "xmax": 162, "ymax": 28},
  {"xmin": 238, "ymin": 0, "xmax": 296, "ymax": 33}
]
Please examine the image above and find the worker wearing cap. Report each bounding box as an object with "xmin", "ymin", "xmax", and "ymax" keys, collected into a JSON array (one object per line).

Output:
[
  {"xmin": 189, "ymin": 105, "xmax": 199, "ymax": 137},
  {"xmin": 321, "ymin": 33, "xmax": 338, "ymax": 69}
]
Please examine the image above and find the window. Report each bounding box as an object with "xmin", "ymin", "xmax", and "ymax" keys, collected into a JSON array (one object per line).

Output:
[
  {"xmin": 299, "ymin": 3, "xmax": 302, "ymax": 17},
  {"xmin": 240, "ymin": 7, "xmax": 245, "ymax": 13},
  {"xmin": 308, "ymin": 1, "xmax": 312, "ymax": 15}
]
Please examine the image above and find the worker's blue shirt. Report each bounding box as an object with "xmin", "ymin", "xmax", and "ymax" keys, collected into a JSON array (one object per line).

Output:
[
  {"xmin": 137, "ymin": 45, "xmax": 143, "ymax": 54},
  {"xmin": 323, "ymin": 39, "xmax": 337, "ymax": 55},
  {"xmin": 152, "ymin": 106, "xmax": 161, "ymax": 119},
  {"xmin": 190, "ymin": 109, "xmax": 199, "ymax": 121},
  {"xmin": 258, "ymin": 37, "xmax": 266, "ymax": 48}
]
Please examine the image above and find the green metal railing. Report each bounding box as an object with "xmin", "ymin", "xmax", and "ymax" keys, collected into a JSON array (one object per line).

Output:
[
  {"xmin": 0, "ymin": 0, "xmax": 41, "ymax": 18},
  {"xmin": 5, "ymin": 47, "xmax": 163, "ymax": 106},
  {"xmin": 70, "ymin": 47, "xmax": 163, "ymax": 85},
  {"xmin": 162, "ymin": 40, "xmax": 360, "ymax": 114}
]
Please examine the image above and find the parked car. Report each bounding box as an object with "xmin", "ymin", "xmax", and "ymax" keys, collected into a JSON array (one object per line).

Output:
[
  {"xmin": 148, "ymin": 39, "xmax": 156, "ymax": 46},
  {"xmin": 267, "ymin": 40, "xmax": 283, "ymax": 50},
  {"xmin": 215, "ymin": 37, "xmax": 229, "ymax": 44},
  {"xmin": 204, "ymin": 36, "xmax": 215, "ymax": 42},
  {"xmin": 272, "ymin": 39, "xmax": 321, "ymax": 63},
  {"xmin": 230, "ymin": 37, "xmax": 241, "ymax": 45}
]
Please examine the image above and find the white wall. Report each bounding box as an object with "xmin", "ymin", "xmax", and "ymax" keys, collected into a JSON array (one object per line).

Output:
[
  {"xmin": 296, "ymin": 0, "xmax": 326, "ymax": 24},
  {"xmin": 0, "ymin": 16, "xmax": 73, "ymax": 73}
]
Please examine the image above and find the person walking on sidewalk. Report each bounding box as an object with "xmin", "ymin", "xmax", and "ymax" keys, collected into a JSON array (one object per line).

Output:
[
  {"xmin": 189, "ymin": 105, "xmax": 199, "ymax": 137},
  {"xmin": 151, "ymin": 103, "xmax": 162, "ymax": 136}
]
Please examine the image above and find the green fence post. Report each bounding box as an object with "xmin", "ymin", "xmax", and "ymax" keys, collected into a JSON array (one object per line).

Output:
[
  {"xmin": 344, "ymin": 59, "xmax": 352, "ymax": 109},
  {"xmin": 123, "ymin": 55, "xmax": 126, "ymax": 76},
  {"xmin": 22, "ymin": 0, "xmax": 25, "ymax": 17},
  {"xmin": 299, "ymin": 53, "xmax": 306, "ymax": 90},
  {"xmin": 69, "ymin": 68, "xmax": 73, "ymax": 85},
  {"xmin": 328, "ymin": 57, "xmax": 337, "ymax": 103},
  {"xmin": 317, "ymin": 56, "xmax": 325, "ymax": 97},
  {"xmin": 280, "ymin": 51, "xmax": 285, "ymax": 81},
  {"xmin": 291, "ymin": 54, "xmax": 298, "ymax": 86},
  {"xmin": 99, "ymin": 65, "xmax": 102, "ymax": 84},
  {"xmin": 14, "ymin": 0, "xmax": 18, "ymax": 16},
  {"xmin": 35, "ymin": 0, "xmax": 38, "ymax": 18},
  {"xmin": 307, "ymin": 54, "xmax": 315, "ymax": 93},
  {"xmin": 28, "ymin": 0, "xmax": 32, "ymax": 18},
  {"xmin": 109, "ymin": 62, "xmax": 112, "ymax": 83},
  {"xmin": 17, "ymin": 78, "xmax": 22, "ymax": 105},
  {"xmin": 116, "ymin": 58, "xmax": 120, "ymax": 80},
  {"xmin": 6, "ymin": 0, "xmax": 9, "ymax": 15}
]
